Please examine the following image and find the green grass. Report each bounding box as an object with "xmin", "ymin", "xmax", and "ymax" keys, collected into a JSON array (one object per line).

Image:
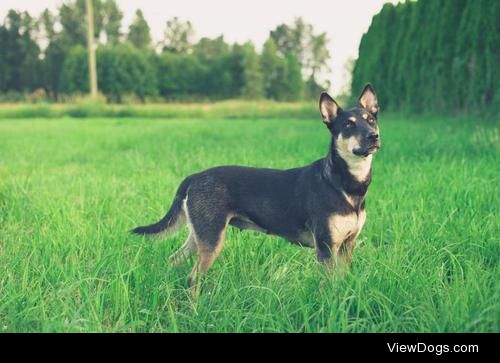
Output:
[
  {"xmin": 0, "ymin": 100, "xmax": 317, "ymax": 120},
  {"xmin": 0, "ymin": 115, "xmax": 498, "ymax": 332}
]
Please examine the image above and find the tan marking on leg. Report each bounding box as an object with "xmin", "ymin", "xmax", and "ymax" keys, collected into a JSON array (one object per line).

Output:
[
  {"xmin": 192, "ymin": 249, "xmax": 219, "ymax": 298},
  {"xmin": 188, "ymin": 259, "xmax": 200, "ymax": 289},
  {"xmin": 334, "ymin": 209, "xmax": 366, "ymax": 274},
  {"xmin": 190, "ymin": 217, "xmax": 230, "ymax": 298}
]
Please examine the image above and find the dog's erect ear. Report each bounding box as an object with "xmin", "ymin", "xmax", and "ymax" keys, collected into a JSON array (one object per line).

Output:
[
  {"xmin": 319, "ymin": 92, "xmax": 341, "ymax": 125},
  {"xmin": 359, "ymin": 84, "xmax": 378, "ymax": 116}
]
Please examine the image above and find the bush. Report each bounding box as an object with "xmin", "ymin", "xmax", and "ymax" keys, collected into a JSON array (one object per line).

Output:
[
  {"xmin": 97, "ymin": 44, "xmax": 157, "ymax": 102},
  {"xmin": 65, "ymin": 96, "xmax": 109, "ymax": 118},
  {"xmin": 59, "ymin": 46, "xmax": 89, "ymax": 95},
  {"xmin": 59, "ymin": 44, "xmax": 157, "ymax": 103}
]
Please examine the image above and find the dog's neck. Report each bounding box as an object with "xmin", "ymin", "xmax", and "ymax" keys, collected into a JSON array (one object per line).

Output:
[{"xmin": 322, "ymin": 139, "xmax": 372, "ymax": 199}]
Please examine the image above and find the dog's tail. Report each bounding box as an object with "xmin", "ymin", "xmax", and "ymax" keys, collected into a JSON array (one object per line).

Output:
[{"xmin": 130, "ymin": 177, "xmax": 191, "ymax": 236}]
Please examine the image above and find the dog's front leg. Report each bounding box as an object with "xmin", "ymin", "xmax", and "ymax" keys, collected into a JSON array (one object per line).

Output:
[
  {"xmin": 313, "ymin": 228, "xmax": 336, "ymax": 274},
  {"xmin": 337, "ymin": 238, "xmax": 355, "ymax": 272},
  {"xmin": 314, "ymin": 224, "xmax": 355, "ymax": 277}
]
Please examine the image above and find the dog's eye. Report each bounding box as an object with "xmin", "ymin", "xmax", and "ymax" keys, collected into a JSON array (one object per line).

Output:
[{"xmin": 345, "ymin": 121, "xmax": 355, "ymax": 128}]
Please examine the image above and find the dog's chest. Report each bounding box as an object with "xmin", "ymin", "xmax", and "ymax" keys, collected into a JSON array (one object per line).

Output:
[{"xmin": 328, "ymin": 210, "xmax": 366, "ymax": 247}]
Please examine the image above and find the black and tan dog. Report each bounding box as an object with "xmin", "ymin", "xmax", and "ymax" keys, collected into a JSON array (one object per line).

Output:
[{"xmin": 132, "ymin": 85, "xmax": 381, "ymax": 293}]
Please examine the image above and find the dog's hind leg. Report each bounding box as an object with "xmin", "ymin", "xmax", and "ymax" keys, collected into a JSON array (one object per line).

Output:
[
  {"xmin": 168, "ymin": 231, "xmax": 197, "ymax": 266},
  {"xmin": 187, "ymin": 223, "xmax": 228, "ymax": 298},
  {"xmin": 184, "ymin": 196, "xmax": 230, "ymax": 297}
]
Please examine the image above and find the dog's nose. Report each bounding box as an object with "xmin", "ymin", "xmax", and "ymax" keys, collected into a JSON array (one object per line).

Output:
[{"xmin": 368, "ymin": 132, "xmax": 379, "ymax": 142}]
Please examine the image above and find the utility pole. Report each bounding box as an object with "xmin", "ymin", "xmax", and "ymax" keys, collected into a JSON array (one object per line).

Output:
[{"xmin": 86, "ymin": 0, "xmax": 98, "ymax": 98}]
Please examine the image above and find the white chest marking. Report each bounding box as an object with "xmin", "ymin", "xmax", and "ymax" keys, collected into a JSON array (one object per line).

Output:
[
  {"xmin": 328, "ymin": 210, "xmax": 366, "ymax": 249},
  {"xmin": 346, "ymin": 155, "xmax": 372, "ymax": 182}
]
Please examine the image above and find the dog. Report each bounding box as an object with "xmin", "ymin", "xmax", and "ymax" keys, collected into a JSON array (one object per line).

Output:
[{"xmin": 132, "ymin": 84, "xmax": 381, "ymax": 294}]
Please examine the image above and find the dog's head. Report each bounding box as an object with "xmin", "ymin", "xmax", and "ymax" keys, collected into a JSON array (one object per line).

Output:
[{"xmin": 319, "ymin": 84, "xmax": 381, "ymax": 158}]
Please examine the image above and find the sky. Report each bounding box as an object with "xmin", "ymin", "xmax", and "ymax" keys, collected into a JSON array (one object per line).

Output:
[{"xmin": 1, "ymin": 0, "xmax": 403, "ymax": 96}]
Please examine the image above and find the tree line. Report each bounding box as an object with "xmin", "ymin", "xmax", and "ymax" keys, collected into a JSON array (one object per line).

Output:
[
  {"xmin": 351, "ymin": 0, "xmax": 499, "ymax": 113},
  {"xmin": 0, "ymin": 0, "xmax": 331, "ymax": 102}
]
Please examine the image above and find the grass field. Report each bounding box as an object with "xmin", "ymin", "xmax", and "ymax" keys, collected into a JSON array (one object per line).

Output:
[
  {"xmin": 0, "ymin": 100, "xmax": 317, "ymax": 120},
  {"xmin": 0, "ymin": 114, "xmax": 498, "ymax": 332}
]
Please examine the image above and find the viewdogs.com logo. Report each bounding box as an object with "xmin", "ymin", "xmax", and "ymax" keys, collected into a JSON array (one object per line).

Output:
[{"xmin": 387, "ymin": 343, "xmax": 479, "ymax": 355}]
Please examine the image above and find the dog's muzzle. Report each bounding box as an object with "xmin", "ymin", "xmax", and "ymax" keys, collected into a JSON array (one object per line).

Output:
[{"xmin": 353, "ymin": 141, "xmax": 381, "ymax": 157}]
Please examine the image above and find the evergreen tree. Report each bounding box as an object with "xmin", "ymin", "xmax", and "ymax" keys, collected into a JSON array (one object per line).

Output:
[
  {"xmin": 260, "ymin": 38, "xmax": 282, "ymax": 99},
  {"xmin": 351, "ymin": 0, "xmax": 497, "ymax": 114},
  {"xmin": 127, "ymin": 9, "xmax": 151, "ymax": 50},
  {"xmin": 240, "ymin": 42, "xmax": 264, "ymax": 99},
  {"xmin": 193, "ymin": 35, "xmax": 229, "ymax": 61},
  {"xmin": 18, "ymin": 11, "xmax": 42, "ymax": 92},
  {"xmin": 393, "ymin": 1, "xmax": 417, "ymax": 109},
  {"xmin": 0, "ymin": 23, "xmax": 9, "ymax": 92},
  {"xmin": 38, "ymin": 9, "xmax": 56, "ymax": 44},
  {"xmin": 42, "ymin": 38, "xmax": 66, "ymax": 98},
  {"xmin": 0, "ymin": 10, "xmax": 41, "ymax": 93},
  {"xmin": 434, "ymin": 0, "xmax": 467, "ymax": 111},
  {"xmin": 102, "ymin": 0, "xmax": 123, "ymax": 44},
  {"xmin": 59, "ymin": 0, "xmax": 103, "ymax": 46},
  {"xmin": 284, "ymin": 53, "xmax": 303, "ymax": 101}
]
